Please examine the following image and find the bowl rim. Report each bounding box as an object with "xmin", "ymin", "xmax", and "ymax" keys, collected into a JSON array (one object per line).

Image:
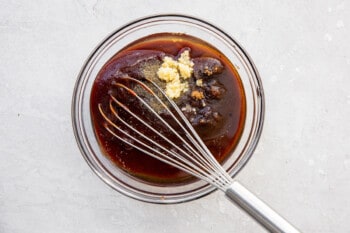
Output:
[{"xmin": 71, "ymin": 14, "xmax": 265, "ymax": 204}]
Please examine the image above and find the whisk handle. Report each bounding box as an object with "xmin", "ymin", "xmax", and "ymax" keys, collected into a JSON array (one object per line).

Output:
[{"xmin": 225, "ymin": 181, "xmax": 301, "ymax": 233}]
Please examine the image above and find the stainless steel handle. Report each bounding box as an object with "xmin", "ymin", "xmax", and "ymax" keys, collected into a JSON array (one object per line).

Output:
[{"xmin": 225, "ymin": 181, "xmax": 301, "ymax": 233}]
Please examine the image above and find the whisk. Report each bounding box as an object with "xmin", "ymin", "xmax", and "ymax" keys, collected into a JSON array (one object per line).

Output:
[{"xmin": 98, "ymin": 76, "xmax": 300, "ymax": 233}]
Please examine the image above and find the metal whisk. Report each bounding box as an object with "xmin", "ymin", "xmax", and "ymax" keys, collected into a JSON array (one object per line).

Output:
[{"xmin": 98, "ymin": 76, "xmax": 300, "ymax": 233}]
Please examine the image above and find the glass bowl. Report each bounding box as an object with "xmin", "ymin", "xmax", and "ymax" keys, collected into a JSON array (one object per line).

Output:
[{"xmin": 72, "ymin": 14, "xmax": 264, "ymax": 204}]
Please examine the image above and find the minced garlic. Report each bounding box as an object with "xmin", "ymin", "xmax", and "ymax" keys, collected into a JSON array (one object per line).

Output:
[
  {"xmin": 178, "ymin": 63, "xmax": 192, "ymax": 79},
  {"xmin": 157, "ymin": 66, "xmax": 179, "ymax": 82},
  {"xmin": 157, "ymin": 50, "xmax": 194, "ymax": 99},
  {"xmin": 177, "ymin": 50, "xmax": 194, "ymax": 79},
  {"xmin": 166, "ymin": 80, "xmax": 189, "ymax": 99},
  {"xmin": 196, "ymin": 79, "xmax": 203, "ymax": 87},
  {"xmin": 163, "ymin": 56, "xmax": 178, "ymax": 68}
]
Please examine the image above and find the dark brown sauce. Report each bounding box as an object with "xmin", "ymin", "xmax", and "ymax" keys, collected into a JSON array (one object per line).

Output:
[{"xmin": 90, "ymin": 33, "xmax": 246, "ymax": 184}]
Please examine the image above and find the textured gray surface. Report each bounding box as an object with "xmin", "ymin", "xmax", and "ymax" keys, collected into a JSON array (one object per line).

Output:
[{"xmin": 1, "ymin": 0, "xmax": 349, "ymax": 232}]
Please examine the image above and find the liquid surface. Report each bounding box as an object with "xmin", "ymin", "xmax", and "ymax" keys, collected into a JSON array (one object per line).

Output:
[{"xmin": 90, "ymin": 33, "xmax": 246, "ymax": 184}]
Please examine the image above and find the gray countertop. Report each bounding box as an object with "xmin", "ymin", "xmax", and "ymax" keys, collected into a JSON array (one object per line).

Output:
[{"xmin": 1, "ymin": 0, "xmax": 349, "ymax": 232}]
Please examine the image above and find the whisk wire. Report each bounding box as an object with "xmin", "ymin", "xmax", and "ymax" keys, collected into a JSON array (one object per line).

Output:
[
  {"xmin": 113, "ymin": 81, "xmax": 214, "ymax": 171},
  {"xmin": 100, "ymin": 76, "xmax": 234, "ymax": 190},
  {"xmin": 142, "ymin": 77, "xmax": 234, "ymax": 184},
  {"xmin": 109, "ymin": 90, "xmax": 218, "ymax": 180},
  {"xmin": 135, "ymin": 77, "xmax": 234, "ymax": 184},
  {"xmin": 130, "ymin": 78, "xmax": 233, "ymax": 187},
  {"xmin": 105, "ymin": 102, "xmax": 226, "ymax": 187},
  {"xmin": 99, "ymin": 103, "xmax": 230, "ymax": 189},
  {"xmin": 112, "ymin": 79, "xmax": 232, "ymax": 186},
  {"xmin": 98, "ymin": 104, "xmax": 209, "ymax": 180}
]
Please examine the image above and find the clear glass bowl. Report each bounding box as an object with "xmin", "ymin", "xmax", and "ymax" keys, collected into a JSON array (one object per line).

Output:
[{"xmin": 72, "ymin": 14, "xmax": 264, "ymax": 204}]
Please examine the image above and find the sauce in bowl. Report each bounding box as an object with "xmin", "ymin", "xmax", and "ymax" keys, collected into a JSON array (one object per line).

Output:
[{"xmin": 90, "ymin": 33, "xmax": 246, "ymax": 184}]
